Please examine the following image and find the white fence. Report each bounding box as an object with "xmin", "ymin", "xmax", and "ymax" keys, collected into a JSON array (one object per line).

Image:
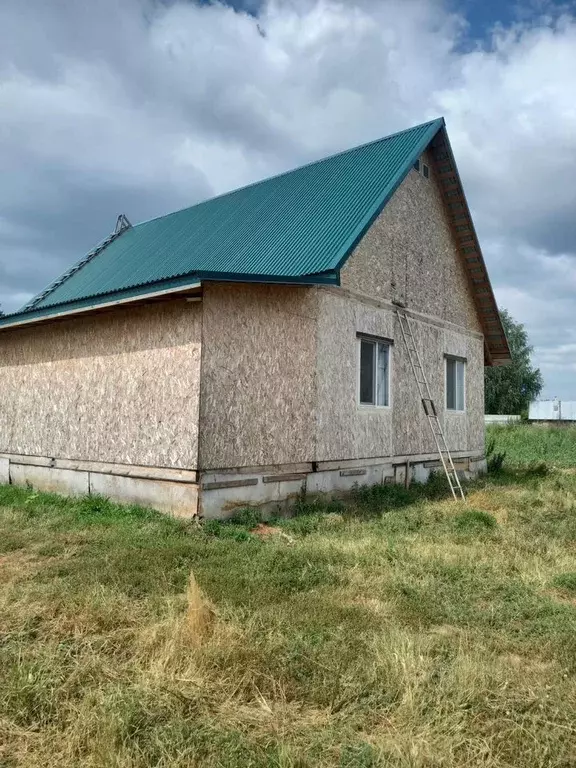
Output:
[{"xmin": 484, "ymin": 414, "xmax": 521, "ymax": 425}]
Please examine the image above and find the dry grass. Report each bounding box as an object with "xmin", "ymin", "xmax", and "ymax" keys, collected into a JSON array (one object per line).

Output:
[{"xmin": 1, "ymin": 466, "xmax": 576, "ymax": 766}]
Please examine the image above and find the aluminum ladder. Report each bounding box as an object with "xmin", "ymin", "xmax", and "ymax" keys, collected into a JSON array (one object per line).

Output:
[{"xmin": 396, "ymin": 309, "xmax": 465, "ymax": 500}]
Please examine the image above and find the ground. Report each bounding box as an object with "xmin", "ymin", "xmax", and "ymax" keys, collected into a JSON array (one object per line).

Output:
[{"xmin": 2, "ymin": 427, "xmax": 576, "ymax": 767}]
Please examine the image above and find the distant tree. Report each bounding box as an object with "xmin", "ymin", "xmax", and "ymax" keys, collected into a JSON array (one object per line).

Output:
[{"xmin": 485, "ymin": 309, "xmax": 543, "ymax": 416}]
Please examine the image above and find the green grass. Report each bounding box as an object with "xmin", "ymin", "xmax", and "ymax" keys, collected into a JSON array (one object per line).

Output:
[
  {"xmin": 2, "ymin": 456, "xmax": 576, "ymax": 766},
  {"xmin": 552, "ymin": 572, "xmax": 576, "ymax": 594},
  {"xmin": 487, "ymin": 422, "xmax": 576, "ymax": 468}
]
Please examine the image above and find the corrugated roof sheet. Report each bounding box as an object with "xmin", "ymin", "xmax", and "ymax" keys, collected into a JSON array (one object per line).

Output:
[{"xmin": 2, "ymin": 118, "xmax": 444, "ymax": 323}]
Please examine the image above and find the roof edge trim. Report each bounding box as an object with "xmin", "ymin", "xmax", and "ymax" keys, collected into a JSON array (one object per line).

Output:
[
  {"xmin": 0, "ymin": 279, "xmax": 203, "ymax": 330},
  {"xmin": 0, "ymin": 270, "xmax": 339, "ymax": 330},
  {"xmin": 22, "ymin": 222, "xmax": 132, "ymax": 312},
  {"xmin": 134, "ymin": 119, "xmax": 447, "ymax": 230},
  {"xmin": 428, "ymin": 125, "xmax": 511, "ymax": 365},
  {"xmin": 332, "ymin": 117, "xmax": 445, "ymax": 272}
]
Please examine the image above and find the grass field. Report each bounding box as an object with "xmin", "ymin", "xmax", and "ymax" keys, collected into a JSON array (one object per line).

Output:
[
  {"xmin": 2, "ymin": 428, "xmax": 576, "ymax": 766},
  {"xmin": 487, "ymin": 423, "xmax": 576, "ymax": 468}
]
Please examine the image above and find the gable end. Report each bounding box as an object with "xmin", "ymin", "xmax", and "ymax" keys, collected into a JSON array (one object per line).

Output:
[{"xmin": 427, "ymin": 128, "xmax": 510, "ymax": 365}]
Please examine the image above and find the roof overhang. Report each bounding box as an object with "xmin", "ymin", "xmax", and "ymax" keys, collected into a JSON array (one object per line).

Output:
[
  {"xmin": 0, "ymin": 279, "xmax": 202, "ymax": 331},
  {"xmin": 0, "ymin": 270, "xmax": 339, "ymax": 331}
]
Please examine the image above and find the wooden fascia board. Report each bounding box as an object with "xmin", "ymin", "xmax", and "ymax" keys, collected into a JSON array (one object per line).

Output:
[{"xmin": 428, "ymin": 127, "xmax": 511, "ymax": 366}]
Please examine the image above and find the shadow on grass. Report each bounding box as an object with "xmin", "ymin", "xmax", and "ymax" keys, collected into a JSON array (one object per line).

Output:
[
  {"xmin": 210, "ymin": 473, "xmax": 454, "ymax": 538},
  {"xmin": 0, "ymin": 459, "xmax": 554, "ymax": 545},
  {"xmin": 479, "ymin": 462, "xmax": 551, "ymax": 488},
  {"xmin": 212, "ymin": 462, "xmax": 557, "ymax": 538}
]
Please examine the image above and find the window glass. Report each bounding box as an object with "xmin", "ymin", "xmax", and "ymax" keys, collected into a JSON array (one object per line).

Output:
[
  {"xmin": 446, "ymin": 358, "xmax": 456, "ymax": 410},
  {"xmin": 359, "ymin": 337, "xmax": 390, "ymax": 407},
  {"xmin": 360, "ymin": 339, "xmax": 375, "ymax": 405},
  {"xmin": 446, "ymin": 357, "xmax": 465, "ymax": 411}
]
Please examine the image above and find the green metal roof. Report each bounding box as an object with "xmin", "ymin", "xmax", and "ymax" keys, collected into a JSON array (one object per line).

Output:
[{"xmin": 1, "ymin": 118, "xmax": 444, "ymax": 327}]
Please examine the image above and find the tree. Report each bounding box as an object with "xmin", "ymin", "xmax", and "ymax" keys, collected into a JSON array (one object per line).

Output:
[{"xmin": 485, "ymin": 309, "xmax": 543, "ymax": 416}]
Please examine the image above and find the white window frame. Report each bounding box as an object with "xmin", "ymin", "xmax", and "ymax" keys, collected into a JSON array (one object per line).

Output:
[
  {"xmin": 445, "ymin": 355, "xmax": 466, "ymax": 412},
  {"xmin": 357, "ymin": 335, "xmax": 392, "ymax": 408},
  {"xmin": 413, "ymin": 157, "xmax": 430, "ymax": 178}
]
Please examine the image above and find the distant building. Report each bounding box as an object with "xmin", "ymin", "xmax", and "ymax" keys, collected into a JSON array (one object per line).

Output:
[
  {"xmin": 0, "ymin": 118, "xmax": 510, "ymax": 518},
  {"xmin": 529, "ymin": 399, "xmax": 576, "ymax": 422}
]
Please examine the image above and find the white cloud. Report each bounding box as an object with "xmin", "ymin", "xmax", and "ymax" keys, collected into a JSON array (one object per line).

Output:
[{"xmin": 0, "ymin": 0, "xmax": 575, "ymax": 395}]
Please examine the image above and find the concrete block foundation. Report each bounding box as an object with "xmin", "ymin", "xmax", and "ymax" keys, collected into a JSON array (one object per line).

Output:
[
  {"xmin": 0, "ymin": 457, "xmax": 9, "ymax": 485},
  {"xmin": 1, "ymin": 453, "xmax": 199, "ymax": 518},
  {"xmin": 10, "ymin": 463, "xmax": 90, "ymax": 497},
  {"xmin": 1, "ymin": 451, "xmax": 486, "ymax": 520},
  {"xmin": 199, "ymin": 451, "xmax": 486, "ymax": 519},
  {"xmin": 89, "ymin": 473, "xmax": 198, "ymax": 519}
]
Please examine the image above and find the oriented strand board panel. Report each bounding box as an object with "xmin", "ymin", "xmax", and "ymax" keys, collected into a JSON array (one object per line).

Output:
[
  {"xmin": 316, "ymin": 290, "xmax": 485, "ymax": 461},
  {"xmin": 392, "ymin": 317, "xmax": 485, "ymax": 456},
  {"xmin": 0, "ymin": 302, "xmax": 202, "ymax": 468},
  {"xmin": 315, "ymin": 290, "xmax": 394, "ymax": 462},
  {"xmin": 341, "ymin": 149, "xmax": 481, "ymax": 333},
  {"xmin": 391, "ymin": 316, "xmax": 442, "ymax": 457},
  {"xmin": 199, "ymin": 283, "xmax": 318, "ymax": 470},
  {"xmin": 443, "ymin": 327, "xmax": 485, "ymax": 453}
]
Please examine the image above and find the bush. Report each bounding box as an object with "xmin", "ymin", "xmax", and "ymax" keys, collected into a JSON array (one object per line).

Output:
[{"xmin": 486, "ymin": 436, "xmax": 506, "ymax": 474}]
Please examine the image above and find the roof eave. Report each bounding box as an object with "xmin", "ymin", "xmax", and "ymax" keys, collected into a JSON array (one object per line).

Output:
[
  {"xmin": 428, "ymin": 126, "xmax": 512, "ymax": 366},
  {"xmin": 0, "ymin": 270, "xmax": 339, "ymax": 331}
]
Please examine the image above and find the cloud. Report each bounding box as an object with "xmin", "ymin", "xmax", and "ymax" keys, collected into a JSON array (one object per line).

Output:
[{"xmin": 0, "ymin": 0, "xmax": 575, "ymax": 396}]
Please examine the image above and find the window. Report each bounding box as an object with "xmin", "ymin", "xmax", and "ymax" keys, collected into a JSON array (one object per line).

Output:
[
  {"xmin": 413, "ymin": 158, "xmax": 430, "ymax": 178},
  {"xmin": 359, "ymin": 337, "xmax": 390, "ymax": 406},
  {"xmin": 446, "ymin": 356, "xmax": 465, "ymax": 411}
]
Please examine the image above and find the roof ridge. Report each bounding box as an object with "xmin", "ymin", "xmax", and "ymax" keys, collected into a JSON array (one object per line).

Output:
[
  {"xmin": 16, "ymin": 219, "xmax": 133, "ymax": 315},
  {"xmin": 134, "ymin": 117, "xmax": 445, "ymax": 229},
  {"xmin": 3, "ymin": 117, "xmax": 445, "ymax": 322}
]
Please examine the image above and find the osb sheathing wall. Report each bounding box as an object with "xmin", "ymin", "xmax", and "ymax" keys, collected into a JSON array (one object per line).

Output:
[
  {"xmin": 329, "ymin": 143, "xmax": 485, "ymax": 461},
  {"xmin": 315, "ymin": 291, "xmax": 394, "ymax": 461},
  {"xmin": 341, "ymin": 149, "xmax": 482, "ymax": 334},
  {"xmin": 0, "ymin": 302, "xmax": 202, "ymax": 468},
  {"xmin": 390, "ymin": 314, "xmax": 484, "ymax": 456},
  {"xmin": 199, "ymin": 283, "xmax": 318, "ymax": 469},
  {"xmin": 316, "ymin": 290, "xmax": 485, "ymax": 462}
]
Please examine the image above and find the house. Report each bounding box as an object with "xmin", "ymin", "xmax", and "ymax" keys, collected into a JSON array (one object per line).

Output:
[{"xmin": 0, "ymin": 118, "xmax": 510, "ymax": 518}]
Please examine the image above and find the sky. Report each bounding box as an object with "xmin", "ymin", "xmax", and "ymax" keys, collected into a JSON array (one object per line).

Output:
[{"xmin": 1, "ymin": 0, "xmax": 575, "ymax": 399}]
